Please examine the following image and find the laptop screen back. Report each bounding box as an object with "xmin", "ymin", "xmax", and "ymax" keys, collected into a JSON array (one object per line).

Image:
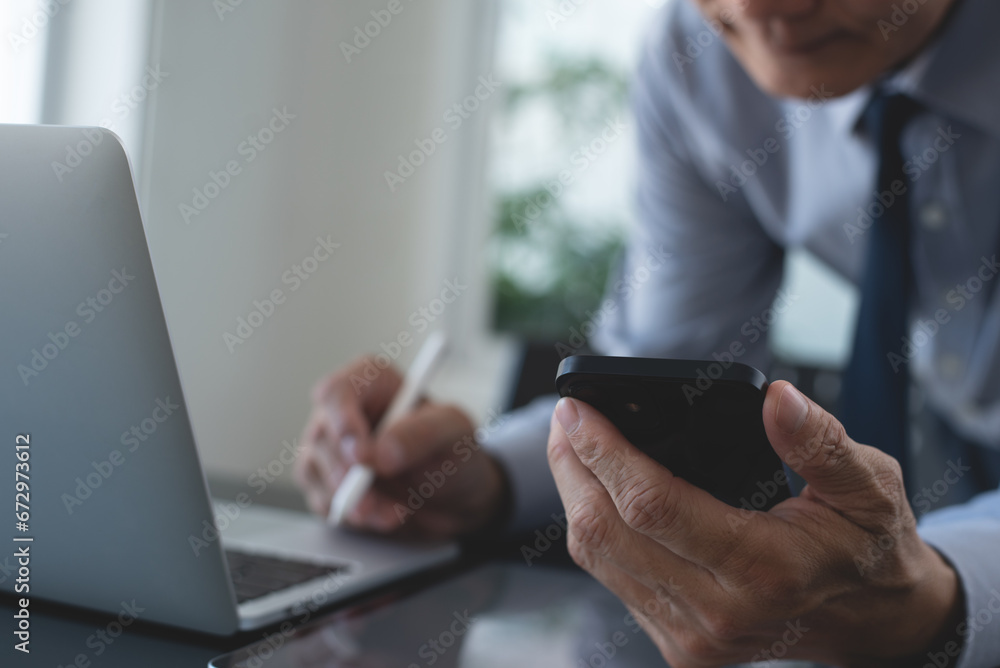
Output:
[{"xmin": 0, "ymin": 124, "xmax": 239, "ymax": 634}]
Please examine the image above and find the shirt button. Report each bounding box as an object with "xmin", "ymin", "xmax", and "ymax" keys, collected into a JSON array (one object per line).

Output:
[
  {"xmin": 919, "ymin": 202, "xmax": 947, "ymax": 230},
  {"xmin": 937, "ymin": 353, "xmax": 963, "ymax": 379}
]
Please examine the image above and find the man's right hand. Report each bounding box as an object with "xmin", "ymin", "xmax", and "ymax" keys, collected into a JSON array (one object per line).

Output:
[{"xmin": 294, "ymin": 355, "xmax": 510, "ymax": 538}]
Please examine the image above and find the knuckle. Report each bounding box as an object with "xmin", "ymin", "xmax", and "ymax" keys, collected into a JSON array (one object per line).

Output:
[
  {"xmin": 802, "ymin": 418, "xmax": 851, "ymax": 473},
  {"xmin": 589, "ymin": 444, "xmax": 629, "ymax": 487},
  {"xmin": 566, "ymin": 534, "xmax": 596, "ymax": 571},
  {"xmin": 570, "ymin": 422, "xmax": 603, "ymax": 463},
  {"xmin": 871, "ymin": 456, "xmax": 904, "ymax": 504},
  {"xmin": 312, "ymin": 361, "xmax": 357, "ymax": 402},
  {"xmin": 353, "ymin": 353, "xmax": 380, "ymax": 372},
  {"xmin": 620, "ymin": 476, "xmax": 681, "ymax": 537},
  {"xmin": 356, "ymin": 353, "xmax": 401, "ymax": 381},
  {"xmin": 317, "ymin": 354, "xmax": 396, "ymax": 402},
  {"xmin": 701, "ymin": 611, "xmax": 745, "ymax": 643},
  {"xmin": 568, "ymin": 504, "xmax": 614, "ymax": 556},
  {"xmin": 866, "ymin": 456, "xmax": 907, "ymax": 529}
]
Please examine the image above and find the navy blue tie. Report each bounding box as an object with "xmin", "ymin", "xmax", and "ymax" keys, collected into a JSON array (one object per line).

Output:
[{"xmin": 840, "ymin": 93, "xmax": 922, "ymax": 489}]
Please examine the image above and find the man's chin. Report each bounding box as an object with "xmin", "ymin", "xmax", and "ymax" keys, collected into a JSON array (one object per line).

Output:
[{"xmin": 742, "ymin": 62, "xmax": 869, "ymax": 101}]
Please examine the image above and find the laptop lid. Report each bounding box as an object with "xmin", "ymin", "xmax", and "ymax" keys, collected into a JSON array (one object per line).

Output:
[{"xmin": 0, "ymin": 124, "xmax": 240, "ymax": 634}]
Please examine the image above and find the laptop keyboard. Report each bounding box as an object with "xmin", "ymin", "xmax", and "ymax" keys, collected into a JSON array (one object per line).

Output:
[{"xmin": 225, "ymin": 549, "xmax": 349, "ymax": 604}]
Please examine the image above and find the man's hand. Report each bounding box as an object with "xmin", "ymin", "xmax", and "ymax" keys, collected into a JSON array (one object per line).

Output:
[
  {"xmin": 547, "ymin": 380, "xmax": 964, "ymax": 667},
  {"xmin": 294, "ymin": 355, "xmax": 509, "ymax": 538}
]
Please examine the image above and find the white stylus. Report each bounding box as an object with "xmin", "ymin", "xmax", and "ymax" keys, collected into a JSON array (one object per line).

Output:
[{"xmin": 328, "ymin": 331, "xmax": 450, "ymax": 526}]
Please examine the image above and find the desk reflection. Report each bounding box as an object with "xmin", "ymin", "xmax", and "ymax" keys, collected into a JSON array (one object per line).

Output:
[{"xmin": 212, "ymin": 563, "xmax": 824, "ymax": 668}]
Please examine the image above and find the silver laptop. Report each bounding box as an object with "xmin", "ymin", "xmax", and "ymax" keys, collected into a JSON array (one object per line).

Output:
[{"xmin": 0, "ymin": 124, "xmax": 458, "ymax": 634}]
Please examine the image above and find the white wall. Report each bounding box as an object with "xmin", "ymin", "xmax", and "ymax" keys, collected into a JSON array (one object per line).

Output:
[{"xmin": 138, "ymin": 0, "xmax": 511, "ymax": 494}]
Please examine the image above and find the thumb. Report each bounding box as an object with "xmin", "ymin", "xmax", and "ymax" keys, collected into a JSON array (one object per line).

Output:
[{"xmin": 762, "ymin": 381, "xmax": 907, "ymax": 528}]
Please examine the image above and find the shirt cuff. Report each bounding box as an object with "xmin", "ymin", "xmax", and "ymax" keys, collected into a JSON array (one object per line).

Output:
[
  {"xmin": 919, "ymin": 518, "xmax": 1000, "ymax": 668},
  {"xmin": 481, "ymin": 394, "xmax": 563, "ymax": 534}
]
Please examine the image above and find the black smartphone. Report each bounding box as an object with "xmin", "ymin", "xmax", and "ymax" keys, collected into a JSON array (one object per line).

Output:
[{"xmin": 555, "ymin": 355, "xmax": 791, "ymax": 511}]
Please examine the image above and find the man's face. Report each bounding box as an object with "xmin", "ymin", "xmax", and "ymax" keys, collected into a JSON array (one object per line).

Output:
[{"xmin": 691, "ymin": 0, "xmax": 957, "ymax": 98}]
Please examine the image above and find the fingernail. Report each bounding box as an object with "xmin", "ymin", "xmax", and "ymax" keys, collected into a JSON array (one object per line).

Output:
[
  {"xmin": 555, "ymin": 398, "xmax": 580, "ymax": 435},
  {"xmin": 776, "ymin": 384, "xmax": 809, "ymax": 434},
  {"xmin": 340, "ymin": 434, "xmax": 357, "ymax": 464}
]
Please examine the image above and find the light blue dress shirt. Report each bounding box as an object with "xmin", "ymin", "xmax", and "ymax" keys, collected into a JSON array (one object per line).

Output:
[{"xmin": 484, "ymin": 1, "xmax": 1000, "ymax": 665}]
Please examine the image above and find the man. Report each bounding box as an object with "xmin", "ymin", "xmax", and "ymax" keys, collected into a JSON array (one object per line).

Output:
[{"xmin": 296, "ymin": 0, "xmax": 1000, "ymax": 665}]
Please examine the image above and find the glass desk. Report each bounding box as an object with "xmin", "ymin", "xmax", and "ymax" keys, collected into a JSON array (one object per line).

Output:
[{"xmin": 1, "ymin": 554, "xmax": 824, "ymax": 667}]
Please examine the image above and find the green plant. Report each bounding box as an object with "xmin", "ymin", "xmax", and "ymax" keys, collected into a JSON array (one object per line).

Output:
[{"xmin": 490, "ymin": 56, "xmax": 629, "ymax": 339}]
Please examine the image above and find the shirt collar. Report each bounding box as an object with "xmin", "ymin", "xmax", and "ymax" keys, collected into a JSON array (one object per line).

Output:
[
  {"xmin": 827, "ymin": 0, "xmax": 1000, "ymax": 140},
  {"xmin": 885, "ymin": 0, "xmax": 1000, "ymax": 140},
  {"xmin": 824, "ymin": 85, "xmax": 872, "ymax": 136}
]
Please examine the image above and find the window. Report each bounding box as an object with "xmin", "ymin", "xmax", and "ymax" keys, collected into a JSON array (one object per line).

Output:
[
  {"xmin": 0, "ymin": 0, "xmax": 49, "ymax": 124},
  {"xmin": 487, "ymin": 0, "xmax": 662, "ymax": 341},
  {"xmin": 486, "ymin": 0, "xmax": 855, "ymax": 374}
]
